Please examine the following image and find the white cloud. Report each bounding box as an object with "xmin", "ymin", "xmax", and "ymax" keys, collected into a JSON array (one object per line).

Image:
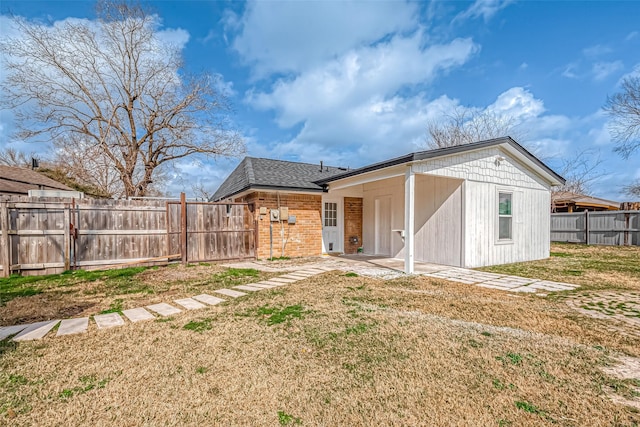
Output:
[
  {"xmin": 455, "ymin": 0, "xmax": 514, "ymax": 23},
  {"xmin": 582, "ymin": 44, "xmax": 612, "ymax": 58},
  {"xmin": 225, "ymin": 0, "xmax": 419, "ymax": 77},
  {"xmin": 592, "ymin": 60, "xmax": 624, "ymax": 81},
  {"xmin": 248, "ymin": 32, "xmax": 478, "ymax": 128},
  {"xmin": 562, "ymin": 63, "xmax": 579, "ymax": 79},
  {"xmin": 626, "ymin": 31, "xmax": 639, "ymax": 41}
]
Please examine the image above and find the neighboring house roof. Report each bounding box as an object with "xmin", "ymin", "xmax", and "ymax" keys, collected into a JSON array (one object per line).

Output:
[
  {"xmin": 315, "ymin": 137, "xmax": 565, "ymax": 186},
  {"xmin": 0, "ymin": 165, "xmax": 73, "ymax": 195},
  {"xmin": 212, "ymin": 157, "xmax": 348, "ymax": 201},
  {"xmin": 552, "ymin": 191, "xmax": 619, "ymax": 211}
]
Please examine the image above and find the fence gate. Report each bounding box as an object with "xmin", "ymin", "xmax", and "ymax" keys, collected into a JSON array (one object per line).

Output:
[{"xmin": 166, "ymin": 197, "xmax": 256, "ymax": 264}]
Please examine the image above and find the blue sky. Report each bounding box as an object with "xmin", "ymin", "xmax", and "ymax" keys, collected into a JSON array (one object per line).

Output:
[{"xmin": 1, "ymin": 0, "xmax": 639, "ymax": 200}]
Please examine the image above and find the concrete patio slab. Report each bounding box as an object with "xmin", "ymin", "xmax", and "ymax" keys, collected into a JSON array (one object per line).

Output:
[
  {"xmin": 13, "ymin": 320, "xmax": 59, "ymax": 341},
  {"xmin": 147, "ymin": 303, "xmax": 182, "ymax": 316},
  {"xmin": 192, "ymin": 294, "xmax": 226, "ymax": 306},
  {"xmin": 57, "ymin": 317, "xmax": 89, "ymax": 337},
  {"xmin": 122, "ymin": 307, "xmax": 155, "ymax": 323},
  {"xmin": 214, "ymin": 289, "xmax": 247, "ymax": 298},
  {"xmin": 94, "ymin": 313, "xmax": 125, "ymax": 329},
  {"xmin": 174, "ymin": 298, "xmax": 207, "ymax": 310},
  {"xmin": 0, "ymin": 324, "xmax": 29, "ymax": 341},
  {"xmin": 233, "ymin": 285, "xmax": 263, "ymax": 292}
]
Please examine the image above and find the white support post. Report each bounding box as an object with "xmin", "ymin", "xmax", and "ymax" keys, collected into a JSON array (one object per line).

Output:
[{"xmin": 404, "ymin": 165, "xmax": 415, "ymax": 274}]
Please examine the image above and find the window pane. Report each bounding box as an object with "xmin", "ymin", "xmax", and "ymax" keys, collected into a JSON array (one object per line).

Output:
[
  {"xmin": 499, "ymin": 217, "xmax": 512, "ymax": 239},
  {"xmin": 499, "ymin": 193, "xmax": 512, "ymax": 215}
]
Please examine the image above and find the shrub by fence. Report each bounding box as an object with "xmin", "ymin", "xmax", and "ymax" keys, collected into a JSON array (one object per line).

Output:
[
  {"xmin": 550, "ymin": 211, "xmax": 639, "ymax": 246},
  {"xmin": 0, "ymin": 194, "xmax": 256, "ymax": 276}
]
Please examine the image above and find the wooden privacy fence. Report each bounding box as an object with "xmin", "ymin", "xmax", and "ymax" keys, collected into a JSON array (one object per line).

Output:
[
  {"xmin": 550, "ymin": 211, "xmax": 639, "ymax": 246},
  {"xmin": 0, "ymin": 194, "xmax": 256, "ymax": 276}
]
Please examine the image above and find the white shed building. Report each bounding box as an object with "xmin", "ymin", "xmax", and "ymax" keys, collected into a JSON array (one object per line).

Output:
[{"xmin": 316, "ymin": 137, "xmax": 565, "ymax": 272}]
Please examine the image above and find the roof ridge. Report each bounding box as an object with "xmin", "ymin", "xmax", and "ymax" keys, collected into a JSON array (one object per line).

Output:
[{"xmin": 244, "ymin": 157, "xmax": 255, "ymax": 185}]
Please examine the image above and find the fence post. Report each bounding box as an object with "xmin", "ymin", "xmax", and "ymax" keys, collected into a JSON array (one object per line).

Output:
[
  {"xmin": 624, "ymin": 212, "xmax": 630, "ymax": 246},
  {"xmin": 63, "ymin": 203, "xmax": 70, "ymax": 271},
  {"xmin": 584, "ymin": 210, "xmax": 590, "ymax": 245},
  {"xmin": 0, "ymin": 201, "xmax": 10, "ymax": 277},
  {"xmin": 180, "ymin": 192, "xmax": 187, "ymax": 265}
]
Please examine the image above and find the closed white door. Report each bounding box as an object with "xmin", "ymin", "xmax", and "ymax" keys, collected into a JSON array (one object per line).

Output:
[
  {"xmin": 375, "ymin": 196, "xmax": 391, "ymax": 255},
  {"xmin": 322, "ymin": 198, "xmax": 343, "ymax": 253}
]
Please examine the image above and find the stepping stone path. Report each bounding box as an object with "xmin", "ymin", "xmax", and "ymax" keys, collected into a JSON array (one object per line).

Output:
[
  {"xmin": 57, "ymin": 317, "xmax": 89, "ymax": 337},
  {"xmin": 174, "ymin": 298, "xmax": 207, "ymax": 310},
  {"xmin": 0, "ymin": 325, "xmax": 29, "ymax": 341},
  {"xmin": 94, "ymin": 313, "xmax": 125, "ymax": 329},
  {"xmin": 233, "ymin": 285, "xmax": 263, "ymax": 292},
  {"xmin": 122, "ymin": 307, "xmax": 155, "ymax": 323},
  {"xmin": 214, "ymin": 289, "xmax": 247, "ymax": 298},
  {"xmin": 14, "ymin": 321, "xmax": 59, "ymax": 341},
  {"xmin": 147, "ymin": 303, "xmax": 182, "ymax": 316},
  {"xmin": 193, "ymin": 294, "xmax": 225, "ymax": 306},
  {"xmin": 0, "ymin": 268, "xmax": 332, "ymax": 342}
]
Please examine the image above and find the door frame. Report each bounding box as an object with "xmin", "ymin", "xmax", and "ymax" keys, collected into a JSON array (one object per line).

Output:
[{"xmin": 321, "ymin": 196, "xmax": 344, "ymax": 253}]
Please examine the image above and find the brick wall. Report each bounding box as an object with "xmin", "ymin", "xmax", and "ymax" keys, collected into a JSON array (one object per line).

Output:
[
  {"xmin": 343, "ymin": 197, "xmax": 363, "ymax": 254},
  {"xmin": 239, "ymin": 192, "xmax": 322, "ymax": 259}
]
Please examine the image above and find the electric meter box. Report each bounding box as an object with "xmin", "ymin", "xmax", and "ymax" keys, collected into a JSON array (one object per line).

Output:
[{"xmin": 270, "ymin": 209, "xmax": 280, "ymax": 221}]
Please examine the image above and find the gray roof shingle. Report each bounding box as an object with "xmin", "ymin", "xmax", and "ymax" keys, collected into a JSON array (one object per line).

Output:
[
  {"xmin": 0, "ymin": 165, "xmax": 73, "ymax": 195},
  {"xmin": 212, "ymin": 157, "xmax": 347, "ymax": 201}
]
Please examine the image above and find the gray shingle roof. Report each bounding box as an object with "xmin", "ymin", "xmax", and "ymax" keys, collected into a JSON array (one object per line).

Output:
[
  {"xmin": 211, "ymin": 157, "xmax": 347, "ymax": 201},
  {"xmin": 0, "ymin": 165, "xmax": 73, "ymax": 195},
  {"xmin": 213, "ymin": 137, "xmax": 565, "ymax": 201},
  {"xmin": 314, "ymin": 137, "xmax": 565, "ymax": 185}
]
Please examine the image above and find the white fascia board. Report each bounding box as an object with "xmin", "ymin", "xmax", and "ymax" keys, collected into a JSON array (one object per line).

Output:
[{"xmin": 327, "ymin": 165, "xmax": 405, "ymax": 191}]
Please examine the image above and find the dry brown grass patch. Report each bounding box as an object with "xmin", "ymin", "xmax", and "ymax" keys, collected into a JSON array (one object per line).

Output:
[{"xmin": 2, "ymin": 272, "xmax": 639, "ymax": 425}]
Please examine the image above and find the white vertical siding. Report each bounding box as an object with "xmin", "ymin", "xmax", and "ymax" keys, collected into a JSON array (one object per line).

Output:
[
  {"xmin": 362, "ymin": 176, "xmax": 405, "ymax": 256},
  {"xmin": 464, "ymin": 181, "xmax": 550, "ymax": 267},
  {"xmin": 413, "ymin": 175, "xmax": 463, "ymax": 266}
]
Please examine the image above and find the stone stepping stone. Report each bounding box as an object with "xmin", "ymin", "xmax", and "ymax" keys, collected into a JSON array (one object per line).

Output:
[
  {"xmin": 13, "ymin": 320, "xmax": 59, "ymax": 341},
  {"xmin": 57, "ymin": 317, "xmax": 89, "ymax": 337},
  {"xmin": 233, "ymin": 285, "xmax": 263, "ymax": 292},
  {"xmin": 251, "ymin": 283, "xmax": 279, "ymax": 289},
  {"xmin": 174, "ymin": 298, "xmax": 206, "ymax": 310},
  {"xmin": 0, "ymin": 324, "xmax": 29, "ymax": 341},
  {"xmin": 279, "ymin": 274, "xmax": 304, "ymax": 280},
  {"xmin": 511, "ymin": 286, "xmax": 538, "ymax": 293},
  {"xmin": 147, "ymin": 303, "xmax": 182, "ymax": 316},
  {"xmin": 259, "ymin": 280, "xmax": 288, "ymax": 286},
  {"xmin": 476, "ymin": 283, "xmax": 513, "ymax": 291},
  {"xmin": 94, "ymin": 313, "xmax": 125, "ymax": 329},
  {"xmin": 122, "ymin": 307, "xmax": 155, "ymax": 323},
  {"xmin": 193, "ymin": 294, "xmax": 225, "ymax": 306},
  {"xmin": 268, "ymin": 277, "xmax": 297, "ymax": 284},
  {"xmin": 214, "ymin": 288, "xmax": 247, "ymax": 298}
]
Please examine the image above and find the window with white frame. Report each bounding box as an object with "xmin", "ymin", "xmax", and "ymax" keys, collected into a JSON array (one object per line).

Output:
[
  {"xmin": 498, "ymin": 192, "xmax": 512, "ymax": 240},
  {"xmin": 324, "ymin": 202, "xmax": 337, "ymax": 227}
]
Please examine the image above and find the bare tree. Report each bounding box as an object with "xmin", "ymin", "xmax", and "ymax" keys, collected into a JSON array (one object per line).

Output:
[
  {"xmin": 553, "ymin": 149, "xmax": 605, "ymax": 196},
  {"xmin": 0, "ymin": 147, "xmax": 32, "ymax": 168},
  {"xmin": 0, "ymin": 0, "xmax": 244, "ymax": 197},
  {"xmin": 426, "ymin": 107, "xmax": 521, "ymax": 149},
  {"xmin": 622, "ymin": 180, "xmax": 640, "ymax": 198},
  {"xmin": 604, "ymin": 75, "xmax": 640, "ymax": 159}
]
